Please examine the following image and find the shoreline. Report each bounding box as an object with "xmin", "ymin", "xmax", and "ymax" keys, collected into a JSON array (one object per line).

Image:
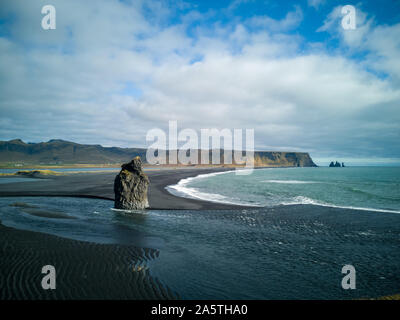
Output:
[
  {"xmin": 1, "ymin": 166, "xmax": 399, "ymax": 214},
  {"xmin": 0, "ymin": 167, "xmax": 243, "ymax": 299},
  {"xmin": 0, "ymin": 167, "xmax": 251, "ymax": 210},
  {"xmin": 1, "ymin": 168, "xmax": 400, "ymax": 300}
]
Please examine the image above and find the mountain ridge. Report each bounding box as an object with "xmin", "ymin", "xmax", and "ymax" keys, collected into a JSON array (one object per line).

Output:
[{"xmin": 0, "ymin": 139, "xmax": 317, "ymax": 167}]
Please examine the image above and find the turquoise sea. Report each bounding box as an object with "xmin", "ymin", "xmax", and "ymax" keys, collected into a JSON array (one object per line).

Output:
[
  {"xmin": 0, "ymin": 166, "xmax": 399, "ymax": 299},
  {"xmin": 168, "ymin": 167, "xmax": 400, "ymax": 213}
]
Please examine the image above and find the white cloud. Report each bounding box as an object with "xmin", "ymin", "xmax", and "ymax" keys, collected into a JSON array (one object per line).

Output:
[
  {"xmin": 247, "ymin": 6, "xmax": 303, "ymax": 32},
  {"xmin": 308, "ymin": 0, "xmax": 326, "ymax": 9},
  {"xmin": 318, "ymin": 5, "xmax": 400, "ymax": 83},
  {"xmin": 0, "ymin": 0, "xmax": 399, "ymax": 162}
]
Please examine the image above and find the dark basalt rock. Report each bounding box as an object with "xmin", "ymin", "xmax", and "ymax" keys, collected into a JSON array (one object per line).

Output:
[
  {"xmin": 329, "ymin": 161, "xmax": 344, "ymax": 167},
  {"xmin": 114, "ymin": 157, "xmax": 149, "ymax": 210}
]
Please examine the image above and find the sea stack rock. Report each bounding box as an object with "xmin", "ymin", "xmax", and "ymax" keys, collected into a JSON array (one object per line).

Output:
[{"xmin": 114, "ymin": 156, "xmax": 149, "ymax": 210}]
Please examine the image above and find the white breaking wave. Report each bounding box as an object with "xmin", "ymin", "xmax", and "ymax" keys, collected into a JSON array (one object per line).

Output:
[
  {"xmin": 166, "ymin": 170, "xmax": 260, "ymax": 207},
  {"xmin": 282, "ymin": 196, "xmax": 400, "ymax": 214},
  {"xmin": 262, "ymin": 180, "xmax": 317, "ymax": 184}
]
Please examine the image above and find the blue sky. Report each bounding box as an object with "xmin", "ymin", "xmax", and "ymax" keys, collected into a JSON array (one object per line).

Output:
[{"xmin": 0, "ymin": 0, "xmax": 400, "ymax": 166}]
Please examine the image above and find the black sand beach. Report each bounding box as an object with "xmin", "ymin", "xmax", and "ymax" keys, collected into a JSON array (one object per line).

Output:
[
  {"xmin": 0, "ymin": 167, "xmax": 245, "ymax": 210},
  {"xmin": 0, "ymin": 167, "xmax": 242, "ymax": 299},
  {"xmin": 2, "ymin": 168, "xmax": 399, "ymax": 300}
]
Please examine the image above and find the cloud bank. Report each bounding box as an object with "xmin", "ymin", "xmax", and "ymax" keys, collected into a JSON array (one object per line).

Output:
[{"xmin": 0, "ymin": 0, "xmax": 399, "ymax": 165}]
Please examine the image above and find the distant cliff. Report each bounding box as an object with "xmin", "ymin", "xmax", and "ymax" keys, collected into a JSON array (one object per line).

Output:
[
  {"xmin": 254, "ymin": 152, "xmax": 317, "ymax": 167},
  {"xmin": 0, "ymin": 139, "xmax": 317, "ymax": 167}
]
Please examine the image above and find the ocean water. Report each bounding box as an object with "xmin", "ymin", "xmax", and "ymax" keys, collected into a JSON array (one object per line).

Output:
[
  {"xmin": 167, "ymin": 167, "xmax": 400, "ymax": 213},
  {"xmin": 1, "ymin": 178, "xmax": 400, "ymax": 299}
]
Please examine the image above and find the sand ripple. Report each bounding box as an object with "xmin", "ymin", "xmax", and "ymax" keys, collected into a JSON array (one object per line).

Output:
[{"xmin": 0, "ymin": 222, "xmax": 178, "ymax": 300}]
